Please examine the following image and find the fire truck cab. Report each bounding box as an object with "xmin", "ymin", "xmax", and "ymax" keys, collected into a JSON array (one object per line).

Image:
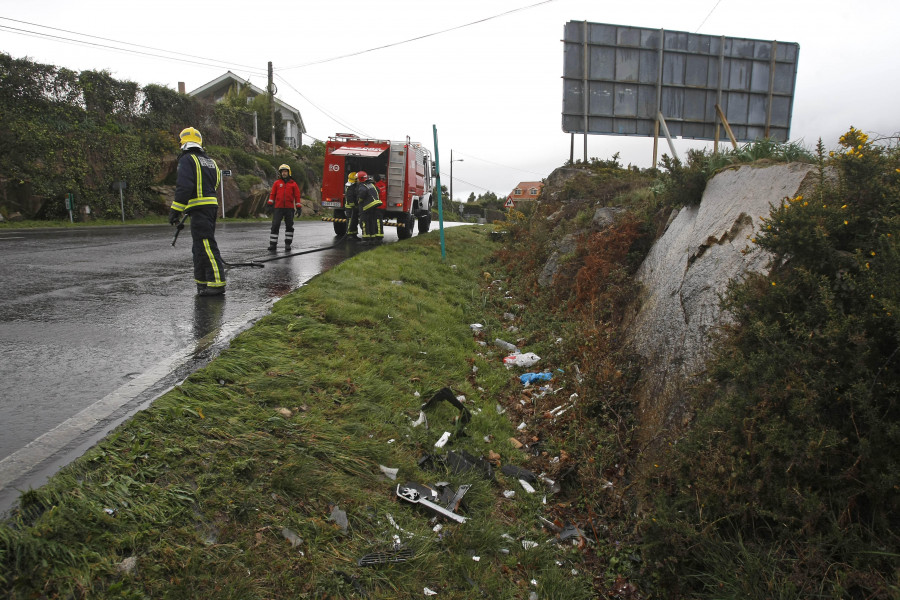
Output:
[{"xmin": 320, "ymin": 133, "xmax": 435, "ymax": 239}]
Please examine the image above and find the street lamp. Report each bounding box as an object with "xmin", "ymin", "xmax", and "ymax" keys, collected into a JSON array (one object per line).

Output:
[{"xmin": 450, "ymin": 149, "xmax": 464, "ymax": 215}]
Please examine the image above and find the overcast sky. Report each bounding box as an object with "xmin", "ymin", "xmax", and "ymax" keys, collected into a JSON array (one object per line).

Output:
[{"xmin": 2, "ymin": 0, "xmax": 898, "ymax": 201}]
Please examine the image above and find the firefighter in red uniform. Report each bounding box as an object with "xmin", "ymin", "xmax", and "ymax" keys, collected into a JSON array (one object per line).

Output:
[
  {"xmin": 374, "ymin": 174, "xmax": 387, "ymax": 203},
  {"xmin": 355, "ymin": 171, "xmax": 384, "ymax": 244},
  {"xmin": 267, "ymin": 164, "xmax": 302, "ymax": 252},
  {"xmin": 169, "ymin": 127, "xmax": 226, "ymax": 296}
]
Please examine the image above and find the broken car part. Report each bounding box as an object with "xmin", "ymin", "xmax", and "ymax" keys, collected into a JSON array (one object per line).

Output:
[{"xmin": 395, "ymin": 484, "xmax": 467, "ymax": 523}]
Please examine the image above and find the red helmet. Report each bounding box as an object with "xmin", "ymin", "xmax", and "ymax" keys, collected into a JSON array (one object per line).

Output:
[{"xmin": 357, "ymin": 171, "xmax": 368, "ymax": 182}]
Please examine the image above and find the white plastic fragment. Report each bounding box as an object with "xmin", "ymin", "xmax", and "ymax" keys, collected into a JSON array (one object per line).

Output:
[
  {"xmin": 281, "ymin": 527, "xmax": 304, "ymax": 548},
  {"xmin": 503, "ymin": 352, "xmax": 541, "ymax": 368},
  {"xmin": 494, "ymin": 338, "xmax": 518, "ymax": 352},
  {"xmin": 470, "ymin": 323, "xmax": 484, "ymax": 331},
  {"xmin": 424, "ymin": 588, "xmax": 438, "ymax": 596},
  {"xmin": 519, "ymin": 479, "xmax": 536, "ymax": 494},
  {"xmin": 434, "ymin": 431, "xmax": 452, "ymax": 448},
  {"xmin": 472, "ymin": 555, "xmax": 481, "ymax": 561},
  {"xmin": 503, "ymin": 490, "xmax": 516, "ymax": 498},
  {"xmin": 522, "ymin": 540, "xmax": 538, "ymax": 549},
  {"xmin": 411, "ymin": 411, "xmax": 427, "ymax": 428},
  {"xmin": 517, "ymin": 422, "xmax": 527, "ymax": 431},
  {"xmin": 379, "ymin": 465, "xmax": 399, "ymax": 480},
  {"xmin": 496, "ymin": 404, "xmax": 506, "ymax": 415}
]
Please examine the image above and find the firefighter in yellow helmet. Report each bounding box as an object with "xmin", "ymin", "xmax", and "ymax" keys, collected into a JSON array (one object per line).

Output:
[
  {"xmin": 170, "ymin": 127, "xmax": 226, "ymax": 296},
  {"xmin": 266, "ymin": 164, "xmax": 302, "ymax": 252},
  {"xmin": 343, "ymin": 171, "xmax": 360, "ymax": 240}
]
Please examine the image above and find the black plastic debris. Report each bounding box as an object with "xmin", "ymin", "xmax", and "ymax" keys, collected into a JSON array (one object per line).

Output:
[
  {"xmin": 435, "ymin": 482, "xmax": 472, "ymax": 512},
  {"xmin": 421, "ymin": 387, "xmax": 471, "ymax": 436},
  {"xmin": 418, "ymin": 450, "xmax": 495, "ymax": 481},
  {"xmin": 445, "ymin": 450, "xmax": 495, "ymax": 480},
  {"xmin": 500, "ymin": 464, "xmax": 537, "ymax": 484},
  {"xmin": 358, "ymin": 545, "xmax": 414, "ymax": 567}
]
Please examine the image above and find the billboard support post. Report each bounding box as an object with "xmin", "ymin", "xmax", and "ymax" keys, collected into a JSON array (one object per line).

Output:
[
  {"xmin": 715, "ymin": 104, "xmax": 739, "ymax": 150},
  {"xmin": 657, "ymin": 113, "xmax": 679, "ymax": 163},
  {"xmin": 581, "ymin": 20, "xmax": 588, "ymax": 163}
]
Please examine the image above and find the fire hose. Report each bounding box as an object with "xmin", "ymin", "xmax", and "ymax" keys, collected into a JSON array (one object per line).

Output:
[{"xmin": 170, "ymin": 214, "xmax": 352, "ymax": 267}]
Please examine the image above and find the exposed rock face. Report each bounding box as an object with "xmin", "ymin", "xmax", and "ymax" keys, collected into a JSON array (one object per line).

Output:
[
  {"xmin": 538, "ymin": 233, "xmax": 577, "ymax": 288},
  {"xmin": 626, "ymin": 163, "xmax": 818, "ymax": 444}
]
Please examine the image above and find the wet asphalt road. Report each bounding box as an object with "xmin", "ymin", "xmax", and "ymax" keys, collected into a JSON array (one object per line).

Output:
[{"xmin": 0, "ymin": 219, "xmax": 383, "ymax": 510}]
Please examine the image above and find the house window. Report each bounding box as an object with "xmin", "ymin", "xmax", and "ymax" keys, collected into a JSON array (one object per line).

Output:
[
  {"xmin": 529, "ymin": 188, "xmax": 537, "ymax": 195},
  {"xmin": 514, "ymin": 188, "xmax": 522, "ymax": 195}
]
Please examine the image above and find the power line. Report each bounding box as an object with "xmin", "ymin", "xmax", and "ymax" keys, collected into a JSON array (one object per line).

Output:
[
  {"xmin": 278, "ymin": 0, "xmax": 561, "ymax": 70},
  {"xmin": 438, "ymin": 172, "xmax": 494, "ymax": 194},
  {"xmin": 274, "ymin": 74, "xmax": 372, "ymax": 139},
  {"xmin": 0, "ymin": 18, "xmax": 267, "ymax": 76},
  {"xmin": 695, "ymin": 0, "xmax": 725, "ymax": 32},
  {"xmin": 454, "ymin": 151, "xmax": 545, "ymax": 178}
]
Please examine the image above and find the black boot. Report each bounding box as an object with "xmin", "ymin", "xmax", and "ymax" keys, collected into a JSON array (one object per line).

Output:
[
  {"xmin": 198, "ymin": 286, "xmax": 225, "ymax": 296},
  {"xmin": 267, "ymin": 244, "xmax": 277, "ymax": 253}
]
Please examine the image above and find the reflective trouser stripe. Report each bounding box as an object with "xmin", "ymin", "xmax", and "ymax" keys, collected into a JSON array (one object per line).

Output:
[
  {"xmin": 203, "ymin": 239, "xmax": 223, "ymax": 285},
  {"xmin": 285, "ymin": 230, "xmax": 293, "ymax": 243}
]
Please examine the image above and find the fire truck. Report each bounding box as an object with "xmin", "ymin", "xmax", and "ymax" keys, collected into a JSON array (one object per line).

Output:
[{"xmin": 320, "ymin": 133, "xmax": 435, "ymax": 239}]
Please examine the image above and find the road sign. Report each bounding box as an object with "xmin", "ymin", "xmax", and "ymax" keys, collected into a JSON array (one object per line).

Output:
[
  {"xmin": 222, "ymin": 170, "xmax": 233, "ymax": 176},
  {"xmin": 562, "ymin": 21, "xmax": 800, "ymax": 142},
  {"xmin": 504, "ymin": 198, "xmax": 515, "ymax": 208}
]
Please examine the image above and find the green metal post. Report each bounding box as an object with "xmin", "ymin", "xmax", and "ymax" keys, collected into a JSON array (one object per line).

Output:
[{"xmin": 432, "ymin": 125, "xmax": 446, "ymax": 260}]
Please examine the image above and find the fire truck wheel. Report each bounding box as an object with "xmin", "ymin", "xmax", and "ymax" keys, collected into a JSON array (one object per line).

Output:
[
  {"xmin": 417, "ymin": 213, "xmax": 432, "ymax": 234},
  {"xmin": 333, "ymin": 219, "xmax": 348, "ymax": 236},
  {"xmin": 397, "ymin": 213, "xmax": 415, "ymax": 240}
]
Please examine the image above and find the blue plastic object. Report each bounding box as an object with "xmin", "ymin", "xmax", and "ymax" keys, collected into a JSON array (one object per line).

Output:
[{"xmin": 520, "ymin": 372, "xmax": 553, "ymax": 385}]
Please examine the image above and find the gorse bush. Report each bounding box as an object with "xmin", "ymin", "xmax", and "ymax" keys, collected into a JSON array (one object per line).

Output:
[{"xmin": 644, "ymin": 128, "xmax": 900, "ymax": 599}]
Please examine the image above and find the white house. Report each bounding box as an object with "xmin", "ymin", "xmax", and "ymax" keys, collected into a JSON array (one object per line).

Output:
[{"xmin": 187, "ymin": 71, "xmax": 306, "ymax": 149}]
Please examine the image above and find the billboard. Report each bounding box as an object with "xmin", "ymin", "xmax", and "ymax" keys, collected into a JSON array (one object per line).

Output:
[{"xmin": 562, "ymin": 21, "xmax": 800, "ymax": 142}]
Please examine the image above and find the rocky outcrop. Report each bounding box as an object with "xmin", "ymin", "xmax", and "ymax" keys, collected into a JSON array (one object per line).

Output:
[{"xmin": 625, "ymin": 163, "xmax": 818, "ymax": 445}]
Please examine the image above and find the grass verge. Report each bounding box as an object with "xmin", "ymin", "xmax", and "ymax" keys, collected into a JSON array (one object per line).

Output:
[{"xmin": 0, "ymin": 225, "xmax": 596, "ymax": 599}]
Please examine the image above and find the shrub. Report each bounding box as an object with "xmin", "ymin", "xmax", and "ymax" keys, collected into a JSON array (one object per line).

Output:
[{"xmin": 643, "ymin": 128, "xmax": 900, "ymax": 599}]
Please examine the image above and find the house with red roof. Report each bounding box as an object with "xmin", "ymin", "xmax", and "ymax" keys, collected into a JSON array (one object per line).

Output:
[{"xmin": 505, "ymin": 181, "xmax": 544, "ymax": 207}]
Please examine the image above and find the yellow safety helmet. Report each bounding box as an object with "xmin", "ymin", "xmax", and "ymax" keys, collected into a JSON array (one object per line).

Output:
[
  {"xmin": 347, "ymin": 172, "xmax": 358, "ymax": 182},
  {"xmin": 278, "ymin": 164, "xmax": 291, "ymax": 176},
  {"xmin": 179, "ymin": 127, "xmax": 202, "ymax": 149}
]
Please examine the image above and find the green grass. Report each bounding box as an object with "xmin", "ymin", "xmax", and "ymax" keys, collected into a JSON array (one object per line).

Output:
[{"xmin": 0, "ymin": 226, "xmax": 596, "ymax": 599}]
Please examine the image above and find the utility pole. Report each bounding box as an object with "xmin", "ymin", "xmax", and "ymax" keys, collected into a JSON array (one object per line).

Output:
[{"xmin": 268, "ymin": 62, "xmax": 276, "ymax": 157}]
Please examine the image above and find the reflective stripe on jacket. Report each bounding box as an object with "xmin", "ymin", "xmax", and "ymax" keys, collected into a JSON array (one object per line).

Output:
[
  {"xmin": 173, "ymin": 150, "xmax": 220, "ymax": 212},
  {"xmin": 357, "ymin": 182, "xmax": 383, "ymax": 211}
]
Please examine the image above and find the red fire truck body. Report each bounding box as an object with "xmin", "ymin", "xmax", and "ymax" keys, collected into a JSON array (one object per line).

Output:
[{"xmin": 320, "ymin": 134, "xmax": 435, "ymax": 239}]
